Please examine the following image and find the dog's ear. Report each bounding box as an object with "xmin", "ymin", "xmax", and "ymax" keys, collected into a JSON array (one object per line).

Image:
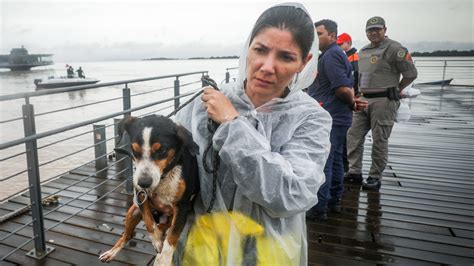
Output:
[
  {"xmin": 117, "ymin": 116, "xmax": 138, "ymax": 145},
  {"xmin": 176, "ymin": 125, "xmax": 199, "ymax": 156}
]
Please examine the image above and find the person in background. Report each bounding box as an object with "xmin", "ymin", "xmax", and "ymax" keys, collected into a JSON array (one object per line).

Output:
[
  {"xmin": 306, "ymin": 19, "xmax": 367, "ymax": 221},
  {"xmin": 66, "ymin": 65, "xmax": 74, "ymax": 78},
  {"xmin": 76, "ymin": 67, "xmax": 85, "ymax": 78},
  {"xmin": 346, "ymin": 16, "xmax": 417, "ymax": 191},
  {"xmin": 337, "ymin": 33, "xmax": 359, "ymax": 96},
  {"xmin": 175, "ymin": 3, "xmax": 331, "ymax": 265},
  {"xmin": 337, "ymin": 32, "xmax": 359, "ymax": 173}
]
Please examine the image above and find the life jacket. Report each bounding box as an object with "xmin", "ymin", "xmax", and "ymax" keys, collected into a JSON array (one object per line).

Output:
[
  {"xmin": 348, "ymin": 53, "xmax": 359, "ymax": 63},
  {"xmin": 346, "ymin": 47, "xmax": 359, "ymax": 94}
]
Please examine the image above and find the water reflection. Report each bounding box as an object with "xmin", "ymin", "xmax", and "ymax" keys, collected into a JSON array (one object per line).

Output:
[
  {"xmin": 0, "ymin": 68, "xmax": 56, "ymax": 95},
  {"xmin": 365, "ymin": 190, "xmax": 381, "ymax": 235},
  {"xmin": 67, "ymin": 90, "xmax": 86, "ymax": 100}
]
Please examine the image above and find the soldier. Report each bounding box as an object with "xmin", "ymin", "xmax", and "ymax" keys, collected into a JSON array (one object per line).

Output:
[{"xmin": 345, "ymin": 16, "xmax": 417, "ymax": 191}]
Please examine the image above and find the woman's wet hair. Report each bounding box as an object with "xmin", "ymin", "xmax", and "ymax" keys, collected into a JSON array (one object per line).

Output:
[{"xmin": 249, "ymin": 5, "xmax": 314, "ymax": 59}]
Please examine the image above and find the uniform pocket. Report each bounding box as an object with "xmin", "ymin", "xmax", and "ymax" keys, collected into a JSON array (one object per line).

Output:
[{"xmin": 375, "ymin": 120, "xmax": 394, "ymax": 140}]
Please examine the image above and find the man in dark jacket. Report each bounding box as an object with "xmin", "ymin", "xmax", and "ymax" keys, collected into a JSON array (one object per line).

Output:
[{"xmin": 306, "ymin": 19, "xmax": 367, "ymax": 220}]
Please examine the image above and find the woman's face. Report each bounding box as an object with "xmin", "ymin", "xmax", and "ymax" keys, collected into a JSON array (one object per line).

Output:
[{"xmin": 246, "ymin": 27, "xmax": 311, "ymax": 107}]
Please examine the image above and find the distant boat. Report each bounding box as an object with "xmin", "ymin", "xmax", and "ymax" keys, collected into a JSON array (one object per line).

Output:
[
  {"xmin": 416, "ymin": 78, "xmax": 453, "ymax": 86},
  {"xmin": 0, "ymin": 46, "xmax": 53, "ymax": 71},
  {"xmin": 34, "ymin": 76, "xmax": 100, "ymax": 89}
]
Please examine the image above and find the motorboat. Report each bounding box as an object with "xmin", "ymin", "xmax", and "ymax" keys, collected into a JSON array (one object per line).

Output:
[{"xmin": 34, "ymin": 76, "xmax": 100, "ymax": 89}]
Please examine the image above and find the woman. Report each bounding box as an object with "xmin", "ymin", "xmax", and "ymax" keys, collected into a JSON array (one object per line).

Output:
[{"xmin": 175, "ymin": 3, "xmax": 331, "ymax": 265}]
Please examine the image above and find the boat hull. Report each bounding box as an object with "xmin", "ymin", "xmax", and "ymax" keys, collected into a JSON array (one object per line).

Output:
[
  {"xmin": 35, "ymin": 78, "xmax": 100, "ymax": 89},
  {"xmin": 417, "ymin": 78, "xmax": 453, "ymax": 86},
  {"xmin": 1, "ymin": 63, "xmax": 53, "ymax": 71}
]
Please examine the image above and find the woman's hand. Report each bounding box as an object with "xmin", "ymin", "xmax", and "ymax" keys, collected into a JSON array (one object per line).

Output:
[{"xmin": 201, "ymin": 87, "xmax": 240, "ymax": 123}]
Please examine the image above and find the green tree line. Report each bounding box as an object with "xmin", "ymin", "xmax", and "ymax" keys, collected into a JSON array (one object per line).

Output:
[{"xmin": 412, "ymin": 50, "xmax": 474, "ymax": 57}]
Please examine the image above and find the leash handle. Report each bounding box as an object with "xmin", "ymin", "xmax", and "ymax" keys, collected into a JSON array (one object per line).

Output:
[
  {"xmin": 166, "ymin": 75, "xmax": 218, "ymax": 118},
  {"xmin": 201, "ymin": 75, "xmax": 221, "ymax": 132},
  {"xmin": 201, "ymin": 75, "xmax": 221, "ymax": 213},
  {"xmin": 201, "ymin": 75, "xmax": 220, "ymax": 91}
]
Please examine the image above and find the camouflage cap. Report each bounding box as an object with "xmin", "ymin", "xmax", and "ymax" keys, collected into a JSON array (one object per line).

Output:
[{"xmin": 366, "ymin": 16, "xmax": 385, "ymax": 30}]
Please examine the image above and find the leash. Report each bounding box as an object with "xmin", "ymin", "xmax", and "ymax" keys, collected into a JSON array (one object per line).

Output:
[
  {"xmin": 166, "ymin": 75, "xmax": 211, "ymax": 118},
  {"xmin": 167, "ymin": 75, "xmax": 221, "ymax": 213},
  {"xmin": 200, "ymin": 76, "xmax": 221, "ymax": 213}
]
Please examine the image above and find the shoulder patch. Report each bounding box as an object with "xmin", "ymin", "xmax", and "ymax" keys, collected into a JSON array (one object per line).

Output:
[{"xmin": 397, "ymin": 49, "xmax": 406, "ymax": 58}]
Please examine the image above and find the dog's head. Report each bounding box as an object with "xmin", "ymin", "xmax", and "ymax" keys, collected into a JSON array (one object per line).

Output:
[{"xmin": 117, "ymin": 115, "xmax": 199, "ymax": 191}]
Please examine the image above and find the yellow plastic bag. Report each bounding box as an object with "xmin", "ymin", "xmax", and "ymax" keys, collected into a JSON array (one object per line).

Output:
[{"xmin": 183, "ymin": 212, "xmax": 299, "ymax": 266}]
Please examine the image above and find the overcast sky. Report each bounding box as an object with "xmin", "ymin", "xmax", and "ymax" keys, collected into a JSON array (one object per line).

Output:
[{"xmin": 1, "ymin": 0, "xmax": 473, "ymax": 61}]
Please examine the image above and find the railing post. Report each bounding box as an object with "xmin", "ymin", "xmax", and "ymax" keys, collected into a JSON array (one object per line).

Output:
[
  {"xmin": 202, "ymin": 73, "xmax": 209, "ymax": 87},
  {"xmin": 441, "ymin": 60, "xmax": 447, "ymax": 88},
  {"xmin": 225, "ymin": 70, "xmax": 230, "ymax": 83},
  {"xmin": 114, "ymin": 118, "xmax": 133, "ymax": 193},
  {"xmin": 123, "ymin": 83, "xmax": 131, "ymax": 117},
  {"xmin": 93, "ymin": 124, "xmax": 107, "ymax": 178},
  {"xmin": 22, "ymin": 99, "xmax": 54, "ymax": 259},
  {"xmin": 120, "ymin": 129, "xmax": 134, "ymax": 195},
  {"xmin": 119, "ymin": 86, "xmax": 134, "ymax": 194},
  {"xmin": 439, "ymin": 60, "xmax": 448, "ymax": 111},
  {"xmin": 174, "ymin": 77, "xmax": 180, "ymax": 110},
  {"xmin": 114, "ymin": 118, "xmax": 126, "ymax": 181}
]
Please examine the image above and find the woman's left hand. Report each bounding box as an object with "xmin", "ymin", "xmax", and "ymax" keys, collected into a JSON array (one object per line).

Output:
[{"xmin": 201, "ymin": 87, "xmax": 240, "ymax": 123}]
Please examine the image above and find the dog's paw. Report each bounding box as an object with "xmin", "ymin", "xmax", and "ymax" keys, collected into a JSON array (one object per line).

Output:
[
  {"xmin": 154, "ymin": 253, "xmax": 173, "ymax": 266},
  {"xmin": 99, "ymin": 248, "xmax": 119, "ymax": 263},
  {"xmin": 153, "ymin": 242, "xmax": 174, "ymax": 266}
]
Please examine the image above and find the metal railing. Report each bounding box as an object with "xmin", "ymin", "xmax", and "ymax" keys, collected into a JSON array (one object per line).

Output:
[
  {"xmin": 0, "ymin": 68, "xmax": 236, "ymax": 260},
  {"xmin": 413, "ymin": 59, "xmax": 474, "ymax": 86},
  {"xmin": 224, "ymin": 67, "xmax": 239, "ymax": 84}
]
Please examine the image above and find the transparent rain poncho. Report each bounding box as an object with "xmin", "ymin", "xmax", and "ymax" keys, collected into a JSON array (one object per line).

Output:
[{"xmin": 174, "ymin": 3, "xmax": 331, "ymax": 265}]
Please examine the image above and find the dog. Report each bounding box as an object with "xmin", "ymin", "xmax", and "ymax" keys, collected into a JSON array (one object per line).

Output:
[{"xmin": 99, "ymin": 114, "xmax": 199, "ymax": 265}]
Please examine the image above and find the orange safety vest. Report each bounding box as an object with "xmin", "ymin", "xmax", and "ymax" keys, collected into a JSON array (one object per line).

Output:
[{"xmin": 348, "ymin": 53, "xmax": 359, "ymax": 63}]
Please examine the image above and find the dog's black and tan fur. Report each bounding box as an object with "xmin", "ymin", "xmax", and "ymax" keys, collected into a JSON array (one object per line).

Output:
[{"xmin": 99, "ymin": 115, "xmax": 199, "ymax": 265}]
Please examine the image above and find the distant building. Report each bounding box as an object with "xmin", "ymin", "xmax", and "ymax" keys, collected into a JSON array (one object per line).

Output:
[{"xmin": 0, "ymin": 46, "xmax": 54, "ymax": 71}]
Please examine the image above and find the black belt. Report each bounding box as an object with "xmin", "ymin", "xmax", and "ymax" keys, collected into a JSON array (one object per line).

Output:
[
  {"xmin": 362, "ymin": 87, "xmax": 396, "ymax": 98},
  {"xmin": 362, "ymin": 91, "xmax": 389, "ymax": 98}
]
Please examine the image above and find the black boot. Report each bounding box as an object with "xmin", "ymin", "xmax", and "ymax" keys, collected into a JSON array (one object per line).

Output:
[
  {"xmin": 306, "ymin": 210, "xmax": 328, "ymax": 221},
  {"xmin": 362, "ymin": 177, "xmax": 381, "ymax": 191},
  {"xmin": 328, "ymin": 199, "xmax": 342, "ymax": 213},
  {"xmin": 344, "ymin": 173, "xmax": 363, "ymax": 184}
]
